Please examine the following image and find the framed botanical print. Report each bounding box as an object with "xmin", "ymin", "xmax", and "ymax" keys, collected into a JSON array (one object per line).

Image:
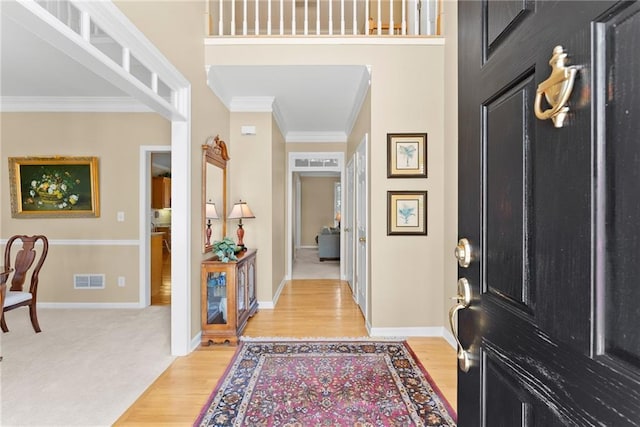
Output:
[
  {"xmin": 387, "ymin": 133, "xmax": 427, "ymax": 178},
  {"xmin": 387, "ymin": 191, "xmax": 427, "ymax": 235}
]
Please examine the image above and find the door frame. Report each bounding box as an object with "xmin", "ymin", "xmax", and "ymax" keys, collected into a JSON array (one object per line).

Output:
[
  {"xmin": 355, "ymin": 134, "xmax": 369, "ymax": 320},
  {"xmin": 286, "ymin": 152, "xmax": 345, "ymax": 280}
]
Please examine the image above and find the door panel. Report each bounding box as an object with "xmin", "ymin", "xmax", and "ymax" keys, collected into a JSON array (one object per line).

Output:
[
  {"xmin": 484, "ymin": 76, "xmax": 535, "ymax": 309},
  {"xmin": 484, "ymin": 354, "xmax": 533, "ymax": 427},
  {"xmin": 458, "ymin": 0, "xmax": 640, "ymax": 425},
  {"xmin": 602, "ymin": 3, "xmax": 640, "ymax": 369}
]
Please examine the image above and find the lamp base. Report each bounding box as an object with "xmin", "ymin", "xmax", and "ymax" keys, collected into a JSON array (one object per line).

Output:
[{"xmin": 236, "ymin": 223, "xmax": 247, "ymax": 251}]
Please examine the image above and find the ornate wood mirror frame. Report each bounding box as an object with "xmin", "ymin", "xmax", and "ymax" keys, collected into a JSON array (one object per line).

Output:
[{"xmin": 202, "ymin": 135, "xmax": 228, "ymax": 253}]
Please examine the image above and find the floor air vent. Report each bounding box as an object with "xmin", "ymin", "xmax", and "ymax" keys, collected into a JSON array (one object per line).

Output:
[{"xmin": 74, "ymin": 274, "xmax": 105, "ymax": 289}]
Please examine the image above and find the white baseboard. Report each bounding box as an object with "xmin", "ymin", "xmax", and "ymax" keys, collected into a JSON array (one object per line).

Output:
[
  {"xmin": 191, "ymin": 332, "xmax": 202, "ymax": 352},
  {"xmin": 38, "ymin": 302, "xmax": 143, "ymax": 309},
  {"xmin": 367, "ymin": 326, "xmax": 457, "ymax": 348},
  {"xmin": 258, "ymin": 277, "xmax": 287, "ymax": 309},
  {"xmin": 442, "ymin": 327, "xmax": 457, "ymax": 349},
  {"xmin": 368, "ymin": 326, "xmax": 447, "ymax": 338}
]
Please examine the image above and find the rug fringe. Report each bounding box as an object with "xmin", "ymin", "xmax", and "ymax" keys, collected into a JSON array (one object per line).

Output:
[{"xmin": 240, "ymin": 336, "xmax": 407, "ymax": 342}]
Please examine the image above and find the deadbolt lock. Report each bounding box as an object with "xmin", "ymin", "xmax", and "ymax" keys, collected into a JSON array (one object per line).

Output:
[{"xmin": 455, "ymin": 238, "xmax": 472, "ymax": 268}]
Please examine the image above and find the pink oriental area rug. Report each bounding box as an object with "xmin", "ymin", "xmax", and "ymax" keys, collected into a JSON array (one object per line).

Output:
[{"xmin": 194, "ymin": 339, "xmax": 457, "ymax": 426}]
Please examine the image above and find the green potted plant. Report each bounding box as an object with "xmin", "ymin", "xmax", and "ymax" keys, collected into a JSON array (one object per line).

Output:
[{"xmin": 211, "ymin": 237, "xmax": 240, "ymax": 262}]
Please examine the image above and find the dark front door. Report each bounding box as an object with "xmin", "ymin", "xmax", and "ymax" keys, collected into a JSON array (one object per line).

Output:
[{"xmin": 457, "ymin": 1, "xmax": 640, "ymax": 425}]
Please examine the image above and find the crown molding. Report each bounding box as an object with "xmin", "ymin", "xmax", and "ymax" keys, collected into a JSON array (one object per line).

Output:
[
  {"xmin": 285, "ymin": 131, "xmax": 348, "ymax": 143},
  {"xmin": 0, "ymin": 96, "xmax": 153, "ymax": 112},
  {"xmin": 229, "ymin": 96, "xmax": 275, "ymax": 112}
]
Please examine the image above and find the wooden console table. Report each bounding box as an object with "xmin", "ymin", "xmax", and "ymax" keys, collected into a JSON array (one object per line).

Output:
[{"xmin": 201, "ymin": 249, "xmax": 258, "ymax": 345}]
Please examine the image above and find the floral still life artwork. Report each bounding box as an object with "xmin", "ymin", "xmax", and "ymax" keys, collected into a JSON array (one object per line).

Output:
[{"xmin": 9, "ymin": 157, "xmax": 100, "ymax": 218}]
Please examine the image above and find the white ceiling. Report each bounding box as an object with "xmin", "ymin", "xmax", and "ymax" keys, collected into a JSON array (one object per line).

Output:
[{"xmin": 1, "ymin": 9, "xmax": 370, "ymax": 142}]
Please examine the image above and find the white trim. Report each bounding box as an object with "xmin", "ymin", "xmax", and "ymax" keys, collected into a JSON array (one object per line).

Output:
[
  {"xmin": 368, "ymin": 326, "xmax": 448, "ymax": 337},
  {"xmin": 1, "ymin": 0, "xmax": 185, "ymax": 121},
  {"xmin": 191, "ymin": 333, "xmax": 203, "ymax": 352},
  {"xmin": 286, "ymin": 131, "xmax": 348, "ymax": 143},
  {"xmin": 76, "ymin": 1, "xmax": 189, "ymax": 90},
  {"xmin": 0, "ymin": 96, "xmax": 154, "ymax": 113},
  {"xmin": 344, "ymin": 66, "xmax": 371, "ymax": 137},
  {"xmin": 171, "ymin": 117, "xmax": 192, "ymax": 356},
  {"xmin": 442, "ymin": 327, "xmax": 457, "ymax": 350},
  {"xmin": 0, "ymin": 239, "xmax": 138, "ymax": 246},
  {"xmin": 286, "ymin": 151, "xmax": 344, "ymax": 280},
  {"xmin": 204, "ymin": 37, "xmax": 446, "ymax": 46},
  {"xmin": 38, "ymin": 302, "xmax": 143, "ymax": 309},
  {"xmin": 258, "ymin": 277, "xmax": 287, "ymax": 309},
  {"xmin": 139, "ymin": 145, "xmax": 170, "ymax": 311},
  {"xmin": 229, "ymin": 96, "xmax": 275, "ymax": 112}
]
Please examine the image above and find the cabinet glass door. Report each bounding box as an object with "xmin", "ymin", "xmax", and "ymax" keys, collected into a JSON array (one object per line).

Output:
[
  {"xmin": 206, "ymin": 271, "xmax": 227, "ymax": 324},
  {"xmin": 248, "ymin": 262, "xmax": 255, "ymax": 303},
  {"xmin": 237, "ymin": 267, "xmax": 246, "ymax": 313}
]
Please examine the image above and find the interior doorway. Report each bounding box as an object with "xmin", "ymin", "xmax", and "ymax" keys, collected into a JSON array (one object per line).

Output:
[
  {"xmin": 286, "ymin": 152, "xmax": 345, "ymax": 280},
  {"xmin": 140, "ymin": 146, "xmax": 171, "ymax": 308},
  {"xmin": 150, "ymin": 152, "xmax": 172, "ymax": 305}
]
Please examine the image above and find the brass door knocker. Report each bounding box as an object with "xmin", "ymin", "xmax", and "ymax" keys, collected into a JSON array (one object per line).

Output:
[{"xmin": 534, "ymin": 46, "xmax": 577, "ymax": 128}]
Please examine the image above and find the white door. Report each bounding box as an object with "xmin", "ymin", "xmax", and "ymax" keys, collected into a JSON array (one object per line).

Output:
[
  {"xmin": 355, "ymin": 136, "xmax": 368, "ymax": 317},
  {"xmin": 345, "ymin": 158, "xmax": 355, "ymax": 291}
]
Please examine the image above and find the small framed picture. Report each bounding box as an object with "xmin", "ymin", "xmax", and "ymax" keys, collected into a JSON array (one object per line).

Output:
[
  {"xmin": 387, "ymin": 191, "xmax": 427, "ymax": 235},
  {"xmin": 8, "ymin": 156, "xmax": 100, "ymax": 218},
  {"xmin": 387, "ymin": 133, "xmax": 427, "ymax": 178}
]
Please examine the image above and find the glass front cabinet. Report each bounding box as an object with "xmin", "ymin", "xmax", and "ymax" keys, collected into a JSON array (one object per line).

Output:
[{"xmin": 201, "ymin": 249, "xmax": 258, "ymax": 345}]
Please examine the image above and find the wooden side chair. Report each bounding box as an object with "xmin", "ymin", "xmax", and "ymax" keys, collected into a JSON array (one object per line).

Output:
[{"xmin": 1, "ymin": 235, "xmax": 49, "ymax": 333}]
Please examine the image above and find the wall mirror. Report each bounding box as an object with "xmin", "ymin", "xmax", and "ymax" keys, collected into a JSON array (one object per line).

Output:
[{"xmin": 202, "ymin": 135, "xmax": 228, "ymax": 253}]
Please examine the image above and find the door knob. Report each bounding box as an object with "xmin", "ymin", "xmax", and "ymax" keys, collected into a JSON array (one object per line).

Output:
[
  {"xmin": 359, "ymin": 237, "xmax": 366, "ymax": 243},
  {"xmin": 455, "ymin": 238, "xmax": 472, "ymax": 268},
  {"xmin": 449, "ymin": 277, "xmax": 472, "ymax": 372}
]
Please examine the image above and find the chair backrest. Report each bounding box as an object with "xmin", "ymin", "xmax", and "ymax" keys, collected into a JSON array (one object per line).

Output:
[{"xmin": 3, "ymin": 235, "xmax": 49, "ymax": 295}]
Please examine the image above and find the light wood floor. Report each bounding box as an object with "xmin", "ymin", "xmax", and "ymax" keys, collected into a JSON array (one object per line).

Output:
[
  {"xmin": 151, "ymin": 248, "xmax": 171, "ymax": 306},
  {"xmin": 115, "ymin": 279, "xmax": 457, "ymax": 425}
]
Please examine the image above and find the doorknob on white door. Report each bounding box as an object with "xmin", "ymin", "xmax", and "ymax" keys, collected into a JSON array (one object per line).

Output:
[{"xmin": 359, "ymin": 237, "xmax": 366, "ymax": 243}]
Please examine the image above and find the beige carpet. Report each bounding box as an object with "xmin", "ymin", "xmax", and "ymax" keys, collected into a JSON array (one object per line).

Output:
[
  {"xmin": 292, "ymin": 248, "xmax": 340, "ymax": 279},
  {"xmin": 0, "ymin": 306, "xmax": 175, "ymax": 426}
]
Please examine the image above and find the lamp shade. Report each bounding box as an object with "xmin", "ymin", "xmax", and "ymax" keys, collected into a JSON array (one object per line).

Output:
[
  {"xmin": 227, "ymin": 201, "xmax": 255, "ymax": 219},
  {"xmin": 205, "ymin": 202, "xmax": 219, "ymax": 219}
]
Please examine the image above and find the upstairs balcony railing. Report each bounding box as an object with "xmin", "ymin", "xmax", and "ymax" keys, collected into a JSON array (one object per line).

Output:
[{"xmin": 204, "ymin": 0, "xmax": 442, "ymax": 37}]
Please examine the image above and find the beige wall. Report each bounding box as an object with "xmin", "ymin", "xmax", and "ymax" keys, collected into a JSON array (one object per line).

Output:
[
  {"xmin": 228, "ymin": 111, "xmax": 278, "ymax": 302},
  {"xmin": 3, "ymin": 1, "xmax": 455, "ymax": 338},
  {"xmin": 300, "ymin": 176, "xmax": 340, "ymax": 246},
  {"xmin": 206, "ymin": 42, "xmax": 446, "ymax": 329},
  {"xmin": 443, "ymin": 0, "xmax": 458, "ymax": 334},
  {"xmin": 0, "ymin": 112, "xmax": 169, "ymax": 302},
  {"xmin": 271, "ymin": 116, "xmax": 286, "ymax": 295},
  {"xmin": 115, "ymin": 0, "xmax": 231, "ymax": 338}
]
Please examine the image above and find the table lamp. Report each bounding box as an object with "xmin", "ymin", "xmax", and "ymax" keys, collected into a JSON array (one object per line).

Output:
[
  {"xmin": 205, "ymin": 202, "xmax": 219, "ymax": 247},
  {"xmin": 227, "ymin": 200, "xmax": 255, "ymax": 251}
]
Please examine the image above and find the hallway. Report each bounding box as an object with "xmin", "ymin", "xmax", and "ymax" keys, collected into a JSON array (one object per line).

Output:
[{"xmin": 115, "ymin": 279, "xmax": 457, "ymax": 424}]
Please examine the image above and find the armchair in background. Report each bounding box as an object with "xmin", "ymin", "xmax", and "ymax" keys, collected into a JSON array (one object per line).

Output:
[{"xmin": 317, "ymin": 227, "xmax": 340, "ymax": 261}]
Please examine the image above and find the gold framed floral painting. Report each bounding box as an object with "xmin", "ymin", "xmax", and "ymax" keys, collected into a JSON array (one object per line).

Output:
[{"xmin": 9, "ymin": 156, "xmax": 100, "ymax": 218}]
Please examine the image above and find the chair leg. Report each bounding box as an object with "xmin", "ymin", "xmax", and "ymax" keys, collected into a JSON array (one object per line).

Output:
[
  {"xmin": 1, "ymin": 313, "xmax": 8, "ymax": 333},
  {"xmin": 29, "ymin": 303, "xmax": 41, "ymax": 333}
]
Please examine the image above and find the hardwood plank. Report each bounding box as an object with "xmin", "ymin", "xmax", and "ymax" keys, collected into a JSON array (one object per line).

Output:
[{"xmin": 114, "ymin": 279, "xmax": 457, "ymax": 425}]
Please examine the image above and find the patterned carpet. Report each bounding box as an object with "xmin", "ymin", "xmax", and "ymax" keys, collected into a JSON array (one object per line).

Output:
[{"xmin": 195, "ymin": 338, "xmax": 457, "ymax": 426}]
